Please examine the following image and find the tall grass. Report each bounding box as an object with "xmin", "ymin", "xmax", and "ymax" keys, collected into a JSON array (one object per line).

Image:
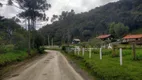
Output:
[{"xmin": 0, "ymin": 50, "xmax": 36, "ymax": 66}]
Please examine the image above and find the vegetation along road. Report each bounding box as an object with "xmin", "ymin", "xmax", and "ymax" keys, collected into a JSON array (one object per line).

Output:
[{"xmin": 3, "ymin": 50, "xmax": 85, "ymax": 80}]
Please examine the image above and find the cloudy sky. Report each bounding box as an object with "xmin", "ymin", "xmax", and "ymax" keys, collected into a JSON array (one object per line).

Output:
[{"xmin": 0, "ymin": 0, "xmax": 118, "ymax": 29}]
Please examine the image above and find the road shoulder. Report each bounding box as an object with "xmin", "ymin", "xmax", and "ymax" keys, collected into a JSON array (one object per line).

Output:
[
  {"xmin": 0, "ymin": 53, "xmax": 47, "ymax": 80},
  {"xmin": 62, "ymin": 51, "xmax": 94, "ymax": 80}
]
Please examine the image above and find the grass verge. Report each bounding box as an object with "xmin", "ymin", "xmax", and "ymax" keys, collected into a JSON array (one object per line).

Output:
[
  {"xmin": 63, "ymin": 48, "xmax": 142, "ymax": 80},
  {"xmin": 61, "ymin": 51, "xmax": 98, "ymax": 80},
  {"xmin": 0, "ymin": 50, "xmax": 37, "ymax": 66},
  {"xmin": 0, "ymin": 49, "xmax": 39, "ymax": 79}
]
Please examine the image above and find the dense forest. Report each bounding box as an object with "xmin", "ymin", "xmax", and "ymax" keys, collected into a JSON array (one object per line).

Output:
[{"xmin": 39, "ymin": 0, "xmax": 142, "ymax": 45}]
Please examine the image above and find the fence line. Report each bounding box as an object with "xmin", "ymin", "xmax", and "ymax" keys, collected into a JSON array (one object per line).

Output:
[{"xmin": 73, "ymin": 47, "xmax": 123, "ymax": 66}]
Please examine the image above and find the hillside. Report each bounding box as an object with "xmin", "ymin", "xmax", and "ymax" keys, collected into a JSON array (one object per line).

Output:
[
  {"xmin": 132, "ymin": 27, "xmax": 142, "ymax": 34},
  {"xmin": 39, "ymin": 0, "xmax": 142, "ymax": 45}
]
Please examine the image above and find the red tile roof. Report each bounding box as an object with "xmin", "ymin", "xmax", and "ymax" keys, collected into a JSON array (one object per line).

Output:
[
  {"xmin": 123, "ymin": 34, "xmax": 142, "ymax": 39},
  {"xmin": 96, "ymin": 34, "xmax": 111, "ymax": 39}
]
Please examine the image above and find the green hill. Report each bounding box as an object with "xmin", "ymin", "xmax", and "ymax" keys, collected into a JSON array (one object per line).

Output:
[{"xmin": 39, "ymin": 0, "xmax": 142, "ymax": 45}]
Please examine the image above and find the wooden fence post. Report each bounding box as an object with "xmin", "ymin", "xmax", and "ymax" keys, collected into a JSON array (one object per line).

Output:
[
  {"xmin": 132, "ymin": 43, "xmax": 136, "ymax": 60},
  {"xmin": 120, "ymin": 48, "xmax": 123, "ymax": 66},
  {"xmin": 89, "ymin": 48, "xmax": 92, "ymax": 58},
  {"xmin": 100, "ymin": 48, "xmax": 102, "ymax": 60},
  {"xmin": 82, "ymin": 48, "xmax": 85, "ymax": 56},
  {"xmin": 74, "ymin": 48, "xmax": 76, "ymax": 55},
  {"xmin": 78, "ymin": 49, "xmax": 80, "ymax": 55}
]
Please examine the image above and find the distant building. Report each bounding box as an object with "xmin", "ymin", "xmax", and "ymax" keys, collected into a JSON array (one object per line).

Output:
[
  {"xmin": 72, "ymin": 39, "xmax": 81, "ymax": 44},
  {"xmin": 96, "ymin": 34, "xmax": 113, "ymax": 41},
  {"xmin": 123, "ymin": 34, "xmax": 142, "ymax": 44}
]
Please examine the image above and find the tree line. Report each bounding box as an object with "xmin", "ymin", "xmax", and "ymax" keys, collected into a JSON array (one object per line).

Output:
[{"xmin": 39, "ymin": 0, "xmax": 142, "ymax": 45}]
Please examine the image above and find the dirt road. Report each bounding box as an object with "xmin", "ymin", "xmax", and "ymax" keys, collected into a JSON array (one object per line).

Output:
[{"xmin": 4, "ymin": 50, "xmax": 84, "ymax": 80}]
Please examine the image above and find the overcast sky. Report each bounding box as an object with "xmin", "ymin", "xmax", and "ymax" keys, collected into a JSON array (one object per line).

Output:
[{"xmin": 0, "ymin": 0, "xmax": 118, "ymax": 29}]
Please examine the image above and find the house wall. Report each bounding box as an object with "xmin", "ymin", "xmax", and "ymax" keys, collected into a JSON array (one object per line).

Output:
[{"xmin": 125, "ymin": 38, "xmax": 142, "ymax": 42}]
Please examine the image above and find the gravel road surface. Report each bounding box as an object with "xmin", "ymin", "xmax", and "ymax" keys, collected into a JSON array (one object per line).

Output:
[{"xmin": 4, "ymin": 50, "xmax": 84, "ymax": 80}]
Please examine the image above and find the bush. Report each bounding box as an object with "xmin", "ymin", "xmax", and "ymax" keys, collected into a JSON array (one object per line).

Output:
[
  {"xmin": 12, "ymin": 32, "xmax": 28, "ymax": 50},
  {"xmin": 62, "ymin": 45, "xmax": 67, "ymax": 51},
  {"xmin": 0, "ymin": 44, "xmax": 14, "ymax": 54},
  {"xmin": 61, "ymin": 45, "xmax": 75, "ymax": 53},
  {"xmin": 4, "ymin": 45, "xmax": 14, "ymax": 52},
  {"xmin": 80, "ymin": 42, "xmax": 90, "ymax": 48},
  {"xmin": 92, "ymin": 49, "xmax": 99, "ymax": 54},
  {"xmin": 123, "ymin": 49, "xmax": 131, "ymax": 56},
  {"xmin": 103, "ymin": 49, "xmax": 112, "ymax": 55},
  {"xmin": 0, "ymin": 45, "xmax": 6, "ymax": 53},
  {"xmin": 0, "ymin": 50, "xmax": 28, "ymax": 66},
  {"xmin": 37, "ymin": 47, "xmax": 45, "ymax": 54},
  {"xmin": 88, "ymin": 38, "xmax": 104, "ymax": 48}
]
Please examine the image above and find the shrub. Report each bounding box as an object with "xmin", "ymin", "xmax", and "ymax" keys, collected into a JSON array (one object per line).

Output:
[
  {"xmin": 103, "ymin": 49, "xmax": 112, "ymax": 55},
  {"xmin": 0, "ymin": 50, "xmax": 28, "ymax": 66},
  {"xmin": 61, "ymin": 45, "xmax": 67, "ymax": 51},
  {"xmin": 92, "ymin": 49, "xmax": 99, "ymax": 54},
  {"xmin": 0, "ymin": 44, "xmax": 14, "ymax": 54},
  {"xmin": 37, "ymin": 47, "xmax": 45, "ymax": 54}
]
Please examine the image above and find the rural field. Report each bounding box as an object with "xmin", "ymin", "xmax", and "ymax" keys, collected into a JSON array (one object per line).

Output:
[{"xmin": 64, "ymin": 48, "xmax": 142, "ymax": 80}]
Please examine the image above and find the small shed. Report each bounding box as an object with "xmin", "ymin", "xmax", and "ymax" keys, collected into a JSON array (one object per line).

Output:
[
  {"xmin": 72, "ymin": 39, "xmax": 81, "ymax": 44},
  {"xmin": 96, "ymin": 34, "xmax": 113, "ymax": 41}
]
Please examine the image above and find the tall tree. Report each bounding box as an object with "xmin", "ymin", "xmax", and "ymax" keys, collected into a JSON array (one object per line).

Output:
[
  {"xmin": 8, "ymin": 0, "xmax": 51, "ymax": 54},
  {"xmin": 114, "ymin": 23, "xmax": 129, "ymax": 38},
  {"xmin": 109, "ymin": 22, "xmax": 129, "ymax": 38},
  {"xmin": 51, "ymin": 15, "xmax": 58, "ymax": 23}
]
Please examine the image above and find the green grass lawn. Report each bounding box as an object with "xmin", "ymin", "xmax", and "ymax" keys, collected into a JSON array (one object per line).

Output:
[{"xmin": 67, "ymin": 48, "xmax": 142, "ymax": 80}]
